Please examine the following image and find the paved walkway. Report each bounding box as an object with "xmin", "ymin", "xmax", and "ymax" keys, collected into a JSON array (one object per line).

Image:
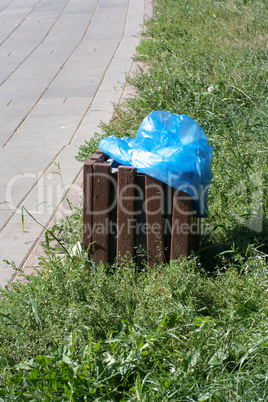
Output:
[{"xmin": 0, "ymin": 0, "xmax": 151, "ymax": 288}]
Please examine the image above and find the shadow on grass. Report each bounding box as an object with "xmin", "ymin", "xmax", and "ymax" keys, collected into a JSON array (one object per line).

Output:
[{"xmin": 198, "ymin": 220, "xmax": 268, "ymax": 275}]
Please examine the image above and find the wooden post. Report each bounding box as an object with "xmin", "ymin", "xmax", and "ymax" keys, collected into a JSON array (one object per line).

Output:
[
  {"xmin": 82, "ymin": 153, "xmax": 104, "ymax": 252},
  {"xmin": 145, "ymin": 175, "xmax": 165, "ymax": 266},
  {"xmin": 170, "ymin": 190, "xmax": 194, "ymax": 260},
  {"xmin": 194, "ymin": 217, "xmax": 201, "ymax": 252},
  {"xmin": 82, "ymin": 160, "xmax": 94, "ymax": 251},
  {"xmin": 117, "ymin": 166, "xmax": 136, "ymax": 262},
  {"xmin": 91, "ymin": 161, "xmax": 112, "ymax": 265},
  {"xmin": 90, "ymin": 153, "xmax": 104, "ymax": 162}
]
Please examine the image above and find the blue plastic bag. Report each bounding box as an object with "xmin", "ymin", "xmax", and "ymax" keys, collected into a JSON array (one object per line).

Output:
[{"xmin": 99, "ymin": 111, "xmax": 213, "ymax": 216}]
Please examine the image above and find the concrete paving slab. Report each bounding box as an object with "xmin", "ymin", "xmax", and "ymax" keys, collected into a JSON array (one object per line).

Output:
[
  {"xmin": 0, "ymin": 92, "xmax": 41, "ymax": 109},
  {"xmin": 97, "ymin": 0, "xmax": 127, "ymax": 8},
  {"xmin": 4, "ymin": 31, "xmax": 46, "ymax": 47},
  {"xmin": 0, "ymin": 99, "xmax": 35, "ymax": 119},
  {"xmin": 71, "ymin": 110, "xmax": 113, "ymax": 146},
  {"xmin": 0, "ymin": 209, "xmax": 13, "ymax": 231},
  {"xmin": 13, "ymin": 115, "xmax": 82, "ymax": 135},
  {"xmin": 85, "ymin": 27, "xmax": 125, "ymax": 42},
  {"xmin": 0, "ymin": 155, "xmax": 58, "ymax": 214},
  {"xmin": 23, "ymin": 43, "xmax": 77, "ymax": 63},
  {"xmin": 69, "ymin": 43, "xmax": 117, "ymax": 61},
  {"xmin": 0, "ymin": 0, "xmax": 152, "ymax": 289},
  {"xmin": 49, "ymin": 67, "xmax": 105, "ymax": 82},
  {"xmin": 0, "ymin": 66, "xmax": 15, "ymax": 83},
  {"xmin": 0, "ymin": 44, "xmax": 31, "ymax": 59},
  {"xmin": 0, "ymin": 216, "xmax": 45, "ymax": 277},
  {"xmin": 1, "ymin": 112, "xmax": 80, "ymax": 146},
  {"xmin": 0, "ymin": 1, "xmax": 12, "ymax": 13},
  {"xmin": 34, "ymin": 0, "xmax": 69, "ymax": 12},
  {"xmin": 43, "ymin": 83, "xmax": 98, "ymax": 99},
  {"xmin": 1, "ymin": 77, "xmax": 53, "ymax": 95},
  {"xmin": 0, "ymin": 9, "xmax": 36, "ymax": 31},
  {"xmin": 10, "ymin": 61, "xmax": 63, "ymax": 80},
  {"xmin": 0, "ymin": 118, "xmax": 22, "ymax": 147},
  {"xmin": 29, "ymin": 97, "xmax": 91, "ymax": 117}
]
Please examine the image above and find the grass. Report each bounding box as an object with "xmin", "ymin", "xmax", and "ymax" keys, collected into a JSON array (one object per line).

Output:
[
  {"xmin": 1, "ymin": 0, "xmax": 268, "ymax": 400},
  {"xmin": 1, "ymin": 226, "xmax": 268, "ymax": 400}
]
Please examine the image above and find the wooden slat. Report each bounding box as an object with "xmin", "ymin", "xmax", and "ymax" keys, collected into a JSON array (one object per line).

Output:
[
  {"xmin": 170, "ymin": 190, "xmax": 194, "ymax": 260},
  {"xmin": 82, "ymin": 154, "xmax": 104, "ymax": 252},
  {"xmin": 194, "ymin": 217, "xmax": 201, "ymax": 252},
  {"xmin": 145, "ymin": 175, "xmax": 165, "ymax": 266},
  {"xmin": 95, "ymin": 148, "xmax": 105, "ymax": 155},
  {"xmin": 91, "ymin": 162, "xmax": 112, "ymax": 265},
  {"xmin": 117, "ymin": 166, "xmax": 136, "ymax": 261},
  {"xmin": 90, "ymin": 153, "xmax": 104, "ymax": 161},
  {"xmin": 189, "ymin": 216, "xmax": 201, "ymax": 253},
  {"xmin": 190, "ymin": 216, "xmax": 195, "ymax": 253},
  {"xmin": 82, "ymin": 160, "xmax": 94, "ymax": 251},
  {"xmin": 96, "ymin": 149, "xmax": 109, "ymax": 161}
]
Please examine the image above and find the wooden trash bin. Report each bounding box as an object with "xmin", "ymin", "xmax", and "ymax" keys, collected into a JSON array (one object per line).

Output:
[{"xmin": 82, "ymin": 149, "xmax": 201, "ymax": 267}]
